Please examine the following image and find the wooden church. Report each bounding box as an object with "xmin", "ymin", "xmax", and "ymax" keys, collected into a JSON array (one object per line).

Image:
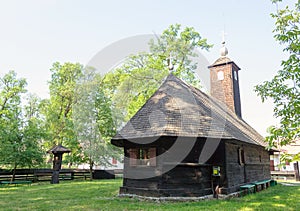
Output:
[{"xmin": 111, "ymin": 43, "xmax": 271, "ymax": 197}]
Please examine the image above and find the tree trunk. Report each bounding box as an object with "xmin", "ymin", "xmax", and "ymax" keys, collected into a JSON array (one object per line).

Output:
[
  {"xmin": 89, "ymin": 159, "xmax": 94, "ymax": 180},
  {"xmin": 11, "ymin": 164, "xmax": 17, "ymax": 181}
]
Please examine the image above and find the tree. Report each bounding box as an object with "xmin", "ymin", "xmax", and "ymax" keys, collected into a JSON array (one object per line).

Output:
[
  {"xmin": 24, "ymin": 93, "xmax": 48, "ymax": 155},
  {"xmin": 44, "ymin": 62, "xmax": 83, "ymax": 166},
  {"xmin": 0, "ymin": 71, "xmax": 44, "ymax": 180},
  {"xmin": 74, "ymin": 68, "xmax": 120, "ymax": 178},
  {"xmin": 255, "ymin": 0, "xmax": 300, "ymax": 160},
  {"xmin": 111, "ymin": 24, "xmax": 212, "ymax": 122}
]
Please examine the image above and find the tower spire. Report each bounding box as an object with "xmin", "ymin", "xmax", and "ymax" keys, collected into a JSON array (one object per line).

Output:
[
  {"xmin": 208, "ymin": 31, "xmax": 242, "ymax": 118},
  {"xmin": 220, "ymin": 31, "xmax": 228, "ymax": 57}
]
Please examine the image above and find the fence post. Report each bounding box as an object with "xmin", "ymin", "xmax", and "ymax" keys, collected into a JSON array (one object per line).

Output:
[{"xmin": 294, "ymin": 162, "xmax": 300, "ymax": 181}]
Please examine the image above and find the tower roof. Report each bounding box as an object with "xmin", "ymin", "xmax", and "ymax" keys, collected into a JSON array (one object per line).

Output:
[
  {"xmin": 208, "ymin": 56, "xmax": 240, "ymax": 70},
  {"xmin": 111, "ymin": 74, "xmax": 266, "ymax": 147},
  {"xmin": 47, "ymin": 144, "xmax": 71, "ymax": 154}
]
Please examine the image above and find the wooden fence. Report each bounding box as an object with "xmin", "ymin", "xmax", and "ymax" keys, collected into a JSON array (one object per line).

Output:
[
  {"xmin": 0, "ymin": 169, "xmax": 119, "ymax": 182},
  {"xmin": 270, "ymin": 170, "xmax": 296, "ymax": 180}
]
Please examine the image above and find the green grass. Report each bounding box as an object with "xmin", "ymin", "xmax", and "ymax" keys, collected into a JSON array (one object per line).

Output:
[{"xmin": 0, "ymin": 179, "xmax": 300, "ymax": 210}]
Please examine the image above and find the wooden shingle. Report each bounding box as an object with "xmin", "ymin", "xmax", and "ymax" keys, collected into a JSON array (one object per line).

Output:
[{"xmin": 112, "ymin": 74, "xmax": 266, "ymax": 147}]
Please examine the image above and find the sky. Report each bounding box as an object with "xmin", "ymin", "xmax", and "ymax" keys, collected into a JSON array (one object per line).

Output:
[{"xmin": 0, "ymin": 0, "xmax": 290, "ymax": 136}]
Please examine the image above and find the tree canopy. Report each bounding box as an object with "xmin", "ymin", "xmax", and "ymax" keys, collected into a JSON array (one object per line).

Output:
[
  {"xmin": 255, "ymin": 0, "xmax": 300, "ymax": 160},
  {"xmin": 0, "ymin": 71, "xmax": 44, "ymax": 179},
  {"xmin": 43, "ymin": 62, "xmax": 84, "ymax": 165},
  {"xmin": 110, "ymin": 24, "xmax": 212, "ymax": 123},
  {"xmin": 73, "ymin": 68, "xmax": 120, "ymax": 177}
]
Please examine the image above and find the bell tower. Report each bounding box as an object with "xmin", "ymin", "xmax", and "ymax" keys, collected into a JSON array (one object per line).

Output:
[{"xmin": 208, "ymin": 38, "xmax": 242, "ymax": 118}]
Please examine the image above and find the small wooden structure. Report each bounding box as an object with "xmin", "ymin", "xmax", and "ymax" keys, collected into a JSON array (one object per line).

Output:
[
  {"xmin": 111, "ymin": 49, "xmax": 271, "ymax": 197},
  {"xmin": 48, "ymin": 144, "xmax": 71, "ymax": 184}
]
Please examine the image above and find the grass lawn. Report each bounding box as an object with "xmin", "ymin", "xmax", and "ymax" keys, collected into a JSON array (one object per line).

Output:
[{"xmin": 1, "ymin": 179, "xmax": 300, "ymax": 211}]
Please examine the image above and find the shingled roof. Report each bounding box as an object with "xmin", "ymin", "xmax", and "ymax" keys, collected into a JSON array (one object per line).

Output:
[
  {"xmin": 111, "ymin": 74, "xmax": 266, "ymax": 147},
  {"xmin": 47, "ymin": 144, "xmax": 71, "ymax": 154}
]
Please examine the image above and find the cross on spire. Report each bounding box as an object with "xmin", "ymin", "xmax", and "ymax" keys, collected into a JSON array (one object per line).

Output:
[
  {"xmin": 220, "ymin": 31, "xmax": 228, "ymax": 57},
  {"xmin": 221, "ymin": 30, "xmax": 227, "ymax": 45},
  {"xmin": 168, "ymin": 54, "xmax": 174, "ymax": 72}
]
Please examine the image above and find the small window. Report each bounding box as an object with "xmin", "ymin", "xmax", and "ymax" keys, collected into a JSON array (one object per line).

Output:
[
  {"xmin": 129, "ymin": 148, "xmax": 156, "ymax": 167},
  {"xmin": 259, "ymin": 155, "xmax": 262, "ymax": 163},
  {"xmin": 217, "ymin": 71, "xmax": 224, "ymax": 81},
  {"xmin": 112, "ymin": 158, "xmax": 117, "ymax": 165},
  {"xmin": 238, "ymin": 148, "xmax": 245, "ymax": 165},
  {"xmin": 234, "ymin": 71, "xmax": 238, "ymax": 80}
]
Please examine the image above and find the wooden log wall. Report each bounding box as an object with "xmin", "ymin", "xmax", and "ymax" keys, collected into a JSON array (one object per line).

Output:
[
  {"xmin": 121, "ymin": 137, "xmax": 226, "ymax": 197},
  {"xmin": 225, "ymin": 141, "xmax": 270, "ymax": 193}
]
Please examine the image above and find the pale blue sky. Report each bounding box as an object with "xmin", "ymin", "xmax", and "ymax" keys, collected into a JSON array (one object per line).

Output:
[{"xmin": 0, "ymin": 0, "xmax": 290, "ymax": 136}]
